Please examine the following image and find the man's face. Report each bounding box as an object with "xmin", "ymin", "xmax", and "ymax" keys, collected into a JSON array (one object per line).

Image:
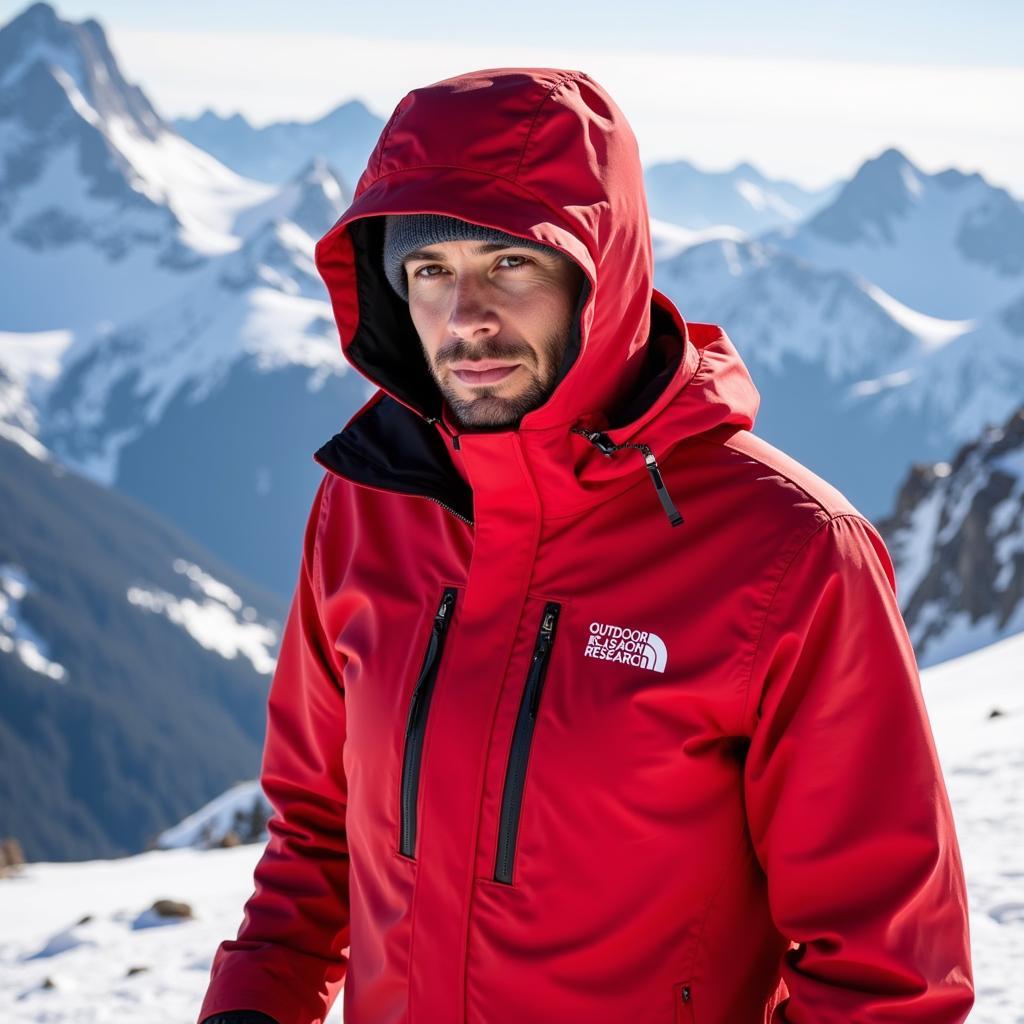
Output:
[{"xmin": 403, "ymin": 239, "xmax": 586, "ymax": 429}]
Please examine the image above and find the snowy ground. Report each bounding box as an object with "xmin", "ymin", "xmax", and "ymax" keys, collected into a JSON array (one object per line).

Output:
[{"xmin": 1, "ymin": 632, "xmax": 1021, "ymax": 1023}]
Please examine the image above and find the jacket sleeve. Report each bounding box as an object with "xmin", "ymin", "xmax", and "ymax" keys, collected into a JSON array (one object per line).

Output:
[
  {"xmin": 197, "ymin": 474, "xmax": 350, "ymax": 1024},
  {"xmin": 741, "ymin": 512, "xmax": 974, "ymax": 1022}
]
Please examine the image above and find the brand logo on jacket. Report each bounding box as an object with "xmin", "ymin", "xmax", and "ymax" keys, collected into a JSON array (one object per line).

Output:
[{"xmin": 585, "ymin": 622, "xmax": 667, "ymax": 673}]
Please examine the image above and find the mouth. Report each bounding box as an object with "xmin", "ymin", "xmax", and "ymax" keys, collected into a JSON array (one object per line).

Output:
[{"xmin": 450, "ymin": 363, "xmax": 521, "ymax": 386}]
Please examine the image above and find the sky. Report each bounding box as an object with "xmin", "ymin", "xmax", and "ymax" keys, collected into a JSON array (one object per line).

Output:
[{"xmin": 2, "ymin": 0, "xmax": 1022, "ymax": 195}]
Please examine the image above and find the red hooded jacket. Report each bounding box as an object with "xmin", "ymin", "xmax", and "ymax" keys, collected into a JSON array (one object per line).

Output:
[{"xmin": 198, "ymin": 68, "xmax": 974, "ymax": 1024}]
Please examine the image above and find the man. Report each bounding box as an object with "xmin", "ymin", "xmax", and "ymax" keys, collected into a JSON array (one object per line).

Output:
[{"xmin": 198, "ymin": 68, "xmax": 974, "ymax": 1024}]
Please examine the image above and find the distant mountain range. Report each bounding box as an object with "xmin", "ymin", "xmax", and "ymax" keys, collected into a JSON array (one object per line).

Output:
[
  {"xmin": 759, "ymin": 146, "xmax": 1024, "ymax": 319},
  {"xmin": 172, "ymin": 102, "xmax": 379, "ymax": 192},
  {"xmin": 645, "ymin": 157, "xmax": 839, "ymax": 237},
  {"xmin": 173, "ymin": 105, "xmax": 839, "ymax": 237}
]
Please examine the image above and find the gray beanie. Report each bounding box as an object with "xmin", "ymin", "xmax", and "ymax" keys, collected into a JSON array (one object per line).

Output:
[{"xmin": 381, "ymin": 213, "xmax": 561, "ymax": 301}]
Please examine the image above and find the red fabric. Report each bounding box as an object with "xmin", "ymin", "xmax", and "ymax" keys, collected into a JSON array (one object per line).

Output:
[{"xmin": 198, "ymin": 68, "xmax": 973, "ymax": 1024}]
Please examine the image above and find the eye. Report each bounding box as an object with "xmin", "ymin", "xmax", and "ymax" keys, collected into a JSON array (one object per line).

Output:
[
  {"xmin": 498, "ymin": 254, "xmax": 531, "ymax": 270},
  {"xmin": 410, "ymin": 254, "xmax": 533, "ymax": 280},
  {"xmin": 412, "ymin": 264, "xmax": 445, "ymax": 279}
]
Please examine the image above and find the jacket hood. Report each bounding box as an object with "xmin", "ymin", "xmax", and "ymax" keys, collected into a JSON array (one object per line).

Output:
[{"xmin": 312, "ymin": 67, "xmax": 760, "ymax": 525}]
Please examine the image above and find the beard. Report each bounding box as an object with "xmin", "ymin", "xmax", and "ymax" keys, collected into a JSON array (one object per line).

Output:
[{"xmin": 425, "ymin": 321, "xmax": 571, "ymax": 429}]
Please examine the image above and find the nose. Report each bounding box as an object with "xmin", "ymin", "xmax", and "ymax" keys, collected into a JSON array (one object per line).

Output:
[{"xmin": 447, "ymin": 273, "xmax": 500, "ymax": 339}]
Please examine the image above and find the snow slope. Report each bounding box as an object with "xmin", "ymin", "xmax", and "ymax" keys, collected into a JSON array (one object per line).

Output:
[{"xmin": 1, "ymin": 632, "xmax": 1020, "ymax": 1022}]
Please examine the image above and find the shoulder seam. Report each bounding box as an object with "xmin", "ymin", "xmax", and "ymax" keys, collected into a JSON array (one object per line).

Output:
[
  {"xmin": 311, "ymin": 472, "xmax": 347, "ymax": 690},
  {"xmin": 696, "ymin": 430, "xmax": 847, "ymax": 518},
  {"xmin": 312, "ymin": 472, "xmax": 333, "ymax": 608}
]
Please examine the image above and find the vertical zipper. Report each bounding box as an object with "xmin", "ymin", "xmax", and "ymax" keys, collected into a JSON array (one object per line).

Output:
[
  {"xmin": 494, "ymin": 601, "xmax": 561, "ymax": 884},
  {"xmin": 398, "ymin": 586, "xmax": 457, "ymax": 858}
]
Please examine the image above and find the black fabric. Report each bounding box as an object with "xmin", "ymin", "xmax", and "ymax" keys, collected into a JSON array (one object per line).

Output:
[
  {"xmin": 347, "ymin": 215, "xmax": 443, "ymax": 419},
  {"xmin": 603, "ymin": 299, "xmax": 681, "ymax": 429},
  {"xmin": 314, "ymin": 392, "xmax": 475, "ymax": 523},
  {"xmin": 547, "ymin": 269, "xmax": 590, "ymax": 396}
]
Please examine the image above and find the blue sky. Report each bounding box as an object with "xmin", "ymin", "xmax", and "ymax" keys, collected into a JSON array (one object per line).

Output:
[
  {"xmin": 4, "ymin": 0, "xmax": 1022, "ymax": 194},
  {"xmin": 5, "ymin": 0, "xmax": 1022, "ymax": 65},
  {"xmin": 4, "ymin": 0, "xmax": 1019, "ymax": 65}
]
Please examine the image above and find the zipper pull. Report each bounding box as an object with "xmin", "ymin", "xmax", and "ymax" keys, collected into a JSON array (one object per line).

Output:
[
  {"xmin": 528, "ymin": 609, "xmax": 557, "ymax": 719},
  {"xmin": 638, "ymin": 444, "xmax": 684, "ymax": 527},
  {"xmin": 426, "ymin": 414, "xmax": 461, "ymax": 450},
  {"xmin": 571, "ymin": 426, "xmax": 685, "ymax": 528},
  {"xmin": 572, "ymin": 425, "xmax": 618, "ymax": 455},
  {"xmin": 436, "ymin": 589, "xmax": 455, "ymax": 623}
]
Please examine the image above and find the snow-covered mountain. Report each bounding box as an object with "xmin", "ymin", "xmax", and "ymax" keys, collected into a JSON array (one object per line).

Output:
[
  {"xmin": 172, "ymin": 100, "xmax": 385, "ymax": 188},
  {"xmin": 37, "ymin": 153, "xmax": 367, "ymax": 595},
  {"xmin": 655, "ymin": 236, "xmax": 1024, "ymax": 520},
  {"xmin": 2, "ymin": 629, "xmax": 1020, "ymax": 1022},
  {"xmin": 877, "ymin": 405, "xmax": 1024, "ymax": 669},
  {"xmin": 0, "ymin": 433, "xmax": 286, "ymax": 863},
  {"xmin": 0, "ymin": 2, "xmax": 368, "ymax": 596},
  {"xmin": 644, "ymin": 157, "xmax": 839, "ymax": 238},
  {"xmin": 0, "ymin": 2, "xmax": 278, "ymax": 335},
  {"xmin": 759, "ymin": 146, "xmax": 1024, "ymax": 319}
]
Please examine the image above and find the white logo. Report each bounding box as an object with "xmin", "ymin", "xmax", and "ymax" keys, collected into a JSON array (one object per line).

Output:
[{"xmin": 584, "ymin": 622, "xmax": 667, "ymax": 673}]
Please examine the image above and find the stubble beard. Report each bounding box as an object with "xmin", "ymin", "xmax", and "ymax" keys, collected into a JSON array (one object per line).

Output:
[{"xmin": 428, "ymin": 324, "xmax": 570, "ymax": 429}]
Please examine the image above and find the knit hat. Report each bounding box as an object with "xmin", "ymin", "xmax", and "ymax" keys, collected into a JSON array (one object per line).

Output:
[{"xmin": 381, "ymin": 213, "xmax": 561, "ymax": 301}]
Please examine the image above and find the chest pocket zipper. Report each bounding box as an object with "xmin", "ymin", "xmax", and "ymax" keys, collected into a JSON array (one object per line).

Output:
[
  {"xmin": 494, "ymin": 601, "xmax": 561, "ymax": 884},
  {"xmin": 398, "ymin": 586, "xmax": 457, "ymax": 858}
]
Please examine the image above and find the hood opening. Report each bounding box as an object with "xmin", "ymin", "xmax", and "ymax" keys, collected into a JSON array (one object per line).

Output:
[
  {"xmin": 345, "ymin": 214, "xmax": 593, "ymax": 428},
  {"xmin": 346, "ymin": 215, "xmax": 440, "ymax": 419}
]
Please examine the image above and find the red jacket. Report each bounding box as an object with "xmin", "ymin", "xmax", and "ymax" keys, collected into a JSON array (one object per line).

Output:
[{"xmin": 198, "ymin": 68, "xmax": 974, "ymax": 1024}]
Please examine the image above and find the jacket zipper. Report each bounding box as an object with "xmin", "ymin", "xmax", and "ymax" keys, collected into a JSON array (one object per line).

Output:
[
  {"xmin": 419, "ymin": 416, "xmax": 474, "ymax": 525},
  {"xmin": 399, "ymin": 586, "xmax": 457, "ymax": 858},
  {"xmin": 494, "ymin": 601, "xmax": 561, "ymax": 884},
  {"xmin": 426, "ymin": 495, "xmax": 473, "ymax": 525}
]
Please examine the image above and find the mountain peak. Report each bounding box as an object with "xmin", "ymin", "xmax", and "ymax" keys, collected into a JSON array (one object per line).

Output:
[
  {"xmin": 873, "ymin": 145, "xmax": 911, "ymax": 166},
  {"xmin": 856, "ymin": 146, "xmax": 918, "ymax": 189},
  {"xmin": 6, "ymin": 1, "xmax": 59, "ymax": 31},
  {"xmin": 0, "ymin": 2, "xmax": 166, "ymax": 139},
  {"xmin": 285, "ymin": 156, "xmax": 349, "ymax": 236},
  {"xmin": 803, "ymin": 146, "xmax": 923, "ymax": 246},
  {"xmin": 731, "ymin": 159, "xmax": 762, "ymax": 180},
  {"xmin": 0, "ymin": 2, "xmax": 62, "ymax": 73}
]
